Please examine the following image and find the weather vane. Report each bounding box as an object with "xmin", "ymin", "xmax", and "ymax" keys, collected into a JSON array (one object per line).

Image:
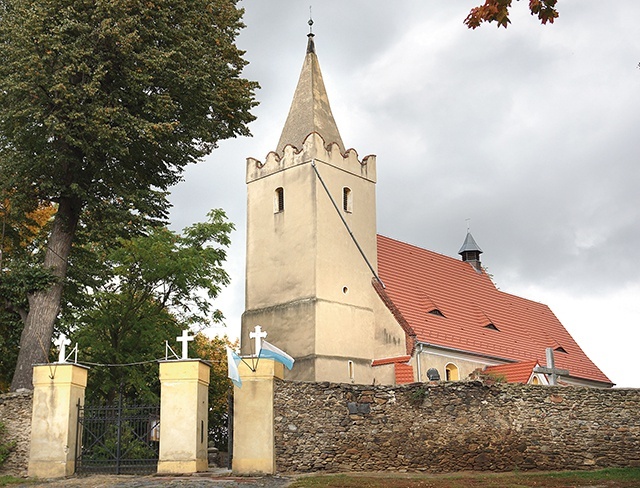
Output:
[{"xmin": 308, "ymin": 6, "xmax": 313, "ymax": 34}]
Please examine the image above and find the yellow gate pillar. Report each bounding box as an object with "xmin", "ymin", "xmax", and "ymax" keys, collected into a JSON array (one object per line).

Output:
[
  {"xmin": 28, "ymin": 363, "xmax": 89, "ymax": 478},
  {"xmin": 232, "ymin": 359, "xmax": 284, "ymax": 475},
  {"xmin": 157, "ymin": 360, "xmax": 211, "ymax": 473}
]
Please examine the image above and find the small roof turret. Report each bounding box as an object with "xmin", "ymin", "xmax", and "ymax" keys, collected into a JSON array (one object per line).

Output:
[
  {"xmin": 276, "ymin": 31, "xmax": 345, "ymax": 155},
  {"xmin": 458, "ymin": 231, "xmax": 483, "ymax": 255},
  {"xmin": 458, "ymin": 231, "xmax": 483, "ymax": 273}
]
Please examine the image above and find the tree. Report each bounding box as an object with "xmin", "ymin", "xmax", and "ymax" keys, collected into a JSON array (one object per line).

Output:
[
  {"xmin": 0, "ymin": 199, "xmax": 57, "ymax": 391},
  {"xmin": 69, "ymin": 209, "xmax": 234, "ymax": 404},
  {"xmin": 466, "ymin": 0, "xmax": 559, "ymax": 28},
  {"xmin": 0, "ymin": 0, "xmax": 258, "ymax": 390}
]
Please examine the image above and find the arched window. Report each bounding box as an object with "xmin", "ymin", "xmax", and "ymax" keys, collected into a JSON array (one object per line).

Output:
[
  {"xmin": 274, "ymin": 187, "xmax": 284, "ymax": 213},
  {"xmin": 531, "ymin": 376, "xmax": 541, "ymax": 385},
  {"xmin": 445, "ymin": 363, "xmax": 459, "ymax": 381},
  {"xmin": 343, "ymin": 187, "xmax": 352, "ymax": 213}
]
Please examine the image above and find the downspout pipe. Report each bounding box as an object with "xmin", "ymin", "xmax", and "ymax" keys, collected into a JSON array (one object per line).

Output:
[{"xmin": 416, "ymin": 343, "xmax": 423, "ymax": 382}]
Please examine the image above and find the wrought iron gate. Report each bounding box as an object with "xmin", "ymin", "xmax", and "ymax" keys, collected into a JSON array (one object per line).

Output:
[{"xmin": 76, "ymin": 400, "xmax": 160, "ymax": 474}]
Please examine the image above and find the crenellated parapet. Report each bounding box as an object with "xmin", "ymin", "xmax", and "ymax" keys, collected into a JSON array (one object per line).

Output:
[{"xmin": 247, "ymin": 132, "xmax": 376, "ymax": 184}]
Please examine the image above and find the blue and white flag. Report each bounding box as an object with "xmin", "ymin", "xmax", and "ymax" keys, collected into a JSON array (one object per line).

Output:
[
  {"xmin": 259, "ymin": 341, "xmax": 295, "ymax": 370},
  {"xmin": 226, "ymin": 346, "xmax": 242, "ymax": 388}
]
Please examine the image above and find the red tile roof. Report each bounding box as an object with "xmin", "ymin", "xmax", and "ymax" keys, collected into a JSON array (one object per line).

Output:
[
  {"xmin": 395, "ymin": 363, "xmax": 415, "ymax": 384},
  {"xmin": 376, "ymin": 235, "xmax": 612, "ymax": 386},
  {"xmin": 484, "ymin": 360, "xmax": 540, "ymax": 384},
  {"xmin": 371, "ymin": 355, "xmax": 412, "ymax": 367}
]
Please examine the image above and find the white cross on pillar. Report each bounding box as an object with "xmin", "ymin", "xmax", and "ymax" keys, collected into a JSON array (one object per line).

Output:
[
  {"xmin": 176, "ymin": 329, "xmax": 194, "ymax": 360},
  {"xmin": 54, "ymin": 333, "xmax": 71, "ymax": 363},
  {"xmin": 249, "ymin": 325, "xmax": 267, "ymax": 355}
]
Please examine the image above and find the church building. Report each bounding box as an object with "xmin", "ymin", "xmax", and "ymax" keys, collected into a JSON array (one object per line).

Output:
[{"xmin": 240, "ymin": 32, "xmax": 613, "ymax": 389}]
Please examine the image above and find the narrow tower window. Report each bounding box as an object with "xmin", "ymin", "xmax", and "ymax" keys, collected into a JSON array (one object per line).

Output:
[
  {"xmin": 348, "ymin": 360, "xmax": 355, "ymax": 382},
  {"xmin": 343, "ymin": 187, "xmax": 352, "ymax": 213},
  {"xmin": 274, "ymin": 187, "xmax": 284, "ymax": 213}
]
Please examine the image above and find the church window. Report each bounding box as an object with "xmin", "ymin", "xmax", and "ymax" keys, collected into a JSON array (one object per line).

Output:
[
  {"xmin": 274, "ymin": 187, "xmax": 284, "ymax": 213},
  {"xmin": 348, "ymin": 360, "xmax": 355, "ymax": 381},
  {"xmin": 343, "ymin": 187, "xmax": 352, "ymax": 213},
  {"xmin": 445, "ymin": 363, "xmax": 459, "ymax": 381},
  {"xmin": 531, "ymin": 376, "xmax": 541, "ymax": 385}
]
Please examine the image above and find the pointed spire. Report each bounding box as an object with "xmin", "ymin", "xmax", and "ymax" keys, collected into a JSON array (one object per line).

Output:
[
  {"xmin": 276, "ymin": 28, "xmax": 345, "ymax": 155},
  {"xmin": 458, "ymin": 232, "xmax": 483, "ymax": 255}
]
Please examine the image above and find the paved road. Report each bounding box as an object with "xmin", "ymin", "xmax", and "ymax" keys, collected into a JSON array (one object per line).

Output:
[{"xmin": 11, "ymin": 472, "xmax": 292, "ymax": 488}]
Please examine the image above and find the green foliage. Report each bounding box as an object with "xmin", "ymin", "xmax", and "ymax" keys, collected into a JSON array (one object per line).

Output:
[
  {"xmin": 0, "ymin": 421, "xmax": 16, "ymax": 468},
  {"xmin": 0, "ymin": 0, "xmax": 258, "ymax": 207},
  {"xmin": 83, "ymin": 421, "xmax": 157, "ymax": 462},
  {"xmin": 544, "ymin": 467, "xmax": 640, "ymax": 481},
  {"xmin": 193, "ymin": 333, "xmax": 236, "ymax": 450},
  {"xmin": 73, "ymin": 305, "xmax": 179, "ymax": 404},
  {"xmin": 0, "ymin": 200, "xmax": 57, "ymax": 391},
  {"xmin": 409, "ymin": 387, "xmax": 428, "ymax": 406},
  {"xmin": 69, "ymin": 210, "xmax": 233, "ymax": 404},
  {"xmin": 0, "ymin": 476, "xmax": 34, "ymax": 487},
  {"xmin": 287, "ymin": 468, "xmax": 640, "ymax": 488},
  {"xmin": 468, "ymin": 368, "xmax": 507, "ymax": 384},
  {"xmin": 0, "ymin": 0, "xmax": 257, "ymax": 390},
  {"xmin": 0, "ymin": 312, "xmax": 21, "ymax": 393}
]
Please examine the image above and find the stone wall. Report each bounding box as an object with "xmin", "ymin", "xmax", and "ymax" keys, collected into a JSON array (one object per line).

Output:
[
  {"xmin": 274, "ymin": 381, "xmax": 640, "ymax": 473},
  {"xmin": 0, "ymin": 390, "xmax": 32, "ymax": 476}
]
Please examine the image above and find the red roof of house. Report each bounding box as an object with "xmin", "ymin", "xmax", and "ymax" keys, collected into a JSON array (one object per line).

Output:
[
  {"xmin": 376, "ymin": 235, "xmax": 612, "ymax": 385},
  {"xmin": 371, "ymin": 355, "xmax": 412, "ymax": 367},
  {"xmin": 484, "ymin": 360, "xmax": 540, "ymax": 384},
  {"xmin": 395, "ymin": 363, "xmax": 415, "ymax": 384}
]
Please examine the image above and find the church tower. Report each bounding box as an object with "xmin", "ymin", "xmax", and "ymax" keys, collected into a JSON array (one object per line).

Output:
[{"xmin": 241, "ymin": 32, "xmax": 380, "ymax": 382}]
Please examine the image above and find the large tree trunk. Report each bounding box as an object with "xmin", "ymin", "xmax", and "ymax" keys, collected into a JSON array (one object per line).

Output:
[{"xmin": 10, "ymin": 196, "xmax": 81, "ymax": 391}]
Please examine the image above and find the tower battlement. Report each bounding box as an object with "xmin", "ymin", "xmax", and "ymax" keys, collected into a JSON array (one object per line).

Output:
[{"xmin": 246, "ymin": 132, "xmax": 376, "ymax": 184}]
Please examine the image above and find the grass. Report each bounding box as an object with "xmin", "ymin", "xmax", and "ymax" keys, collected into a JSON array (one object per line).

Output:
[
  {"xmin": 0, "ymin": 475, "xmax": 35, "ymax": 487},
  {"xmin": 288, "ymin": 467, "xmax": 640, "ymax": 488},
  {"xmin": 0, "ymin": 468, "xmax": 638, "ymax": 487}
]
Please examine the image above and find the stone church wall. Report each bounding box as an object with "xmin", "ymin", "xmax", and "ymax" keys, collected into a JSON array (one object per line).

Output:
[
  {"xmin": 274, "ymin": 380, "xmax": 640, "ymax": 473},
  {"xmin": 0, "ymin": 390, "xmax": 32, "ymax": 477}
]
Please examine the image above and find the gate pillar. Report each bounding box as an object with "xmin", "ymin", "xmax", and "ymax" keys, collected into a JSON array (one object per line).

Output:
[
  {"xmin": 28, "ymin": 363, "xmax": 89, "ymax": 478},
  {"xmin": 232, "ymin": 359, "xmax": 284, "ymax": 475},
  {"xmin": 157, "ymin": 360, "xmax": 211, "ymax": 473}
]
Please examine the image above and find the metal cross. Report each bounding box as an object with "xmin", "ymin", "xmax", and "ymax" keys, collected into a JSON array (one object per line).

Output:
[
  {"xmin": 249, "ymin": 325, "xmax": 267, "ymax": 355},
  {"xmin": 54, "ymin": 333, "xmax": 71, "ymax": 363},
  {"xmin": 176, "ymin": 329, "xmax": 194, "ymax": 360}
]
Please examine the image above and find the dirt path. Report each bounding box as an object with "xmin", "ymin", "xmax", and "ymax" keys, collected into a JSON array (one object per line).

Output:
[{"xmin": 9, "ymin": 472, "xmax": 291, "ymax": 488}]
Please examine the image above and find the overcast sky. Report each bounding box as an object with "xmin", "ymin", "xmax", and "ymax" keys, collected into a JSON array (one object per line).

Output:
[{"xmin": 169, "ymin": 1, "xmax": 640, "ymax": 388}]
